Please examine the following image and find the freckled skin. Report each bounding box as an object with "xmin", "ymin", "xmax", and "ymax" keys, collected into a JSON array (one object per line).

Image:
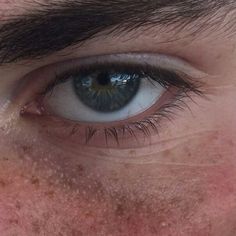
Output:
[
  {"xmin": 1, "ymin": 85, "xmax": 234, "ymax": 235},
  {"xmin": 0, "ymin": 122, "xmax": 236, "ymax": 235},
  {"xmin": 1, "ymin": 1, "xmax": 236, "ymax": 236}
]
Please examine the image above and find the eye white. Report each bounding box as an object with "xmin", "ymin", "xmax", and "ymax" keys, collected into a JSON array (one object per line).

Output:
[{"xmin": 45, "ymin": 77, "xmax": 165, "ymax": 123}]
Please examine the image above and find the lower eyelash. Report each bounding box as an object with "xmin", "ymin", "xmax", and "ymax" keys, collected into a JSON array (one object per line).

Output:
[
  {"xmin": 75, "ymin": 87, "xmax": 205, "ymax": 146},
  {"xmin": 19, "ymin": 81, "xmax": 205, "ymax": 148}
]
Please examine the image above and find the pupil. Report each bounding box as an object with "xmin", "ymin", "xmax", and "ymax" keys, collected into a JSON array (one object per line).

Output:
[
  {"xmin": 96, "ymin": 72, "xmax": 110, "ymax": 86},
  {"xmin": 73, "ymin": 70, "xmax": 141, "ymax": 113}
]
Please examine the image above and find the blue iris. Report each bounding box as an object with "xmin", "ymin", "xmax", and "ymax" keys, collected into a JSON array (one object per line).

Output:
[{"xmin": 73, "ymin": 70, "xmax": 141, "ymax": 112}]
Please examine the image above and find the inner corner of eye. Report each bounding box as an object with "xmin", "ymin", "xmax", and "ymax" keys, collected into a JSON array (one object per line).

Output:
[{"xmin": 20, "ymin": 98, "xmax": 45, "ymax": 117}]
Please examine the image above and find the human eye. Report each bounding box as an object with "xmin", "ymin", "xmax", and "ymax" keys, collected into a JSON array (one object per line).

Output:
[{"xmin": 19, "ymin": 53, "xmax": 205, "ymax": 148}]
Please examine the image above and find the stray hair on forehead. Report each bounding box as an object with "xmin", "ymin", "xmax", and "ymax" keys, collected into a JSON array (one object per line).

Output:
[{"xmin": 0, "ymin": 0, "xmax": 235, "ymax": 65}]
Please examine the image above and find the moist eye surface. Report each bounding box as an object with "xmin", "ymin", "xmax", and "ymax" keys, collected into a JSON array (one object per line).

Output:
[{"xmin": 73, "ymin": 70, "xmax": 141, "ymax": 112}]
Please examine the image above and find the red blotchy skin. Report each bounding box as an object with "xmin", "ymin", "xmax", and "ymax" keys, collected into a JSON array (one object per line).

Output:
[{"xmin": 0, "ymin": 128, "xmax": 235, "ymax": 236}]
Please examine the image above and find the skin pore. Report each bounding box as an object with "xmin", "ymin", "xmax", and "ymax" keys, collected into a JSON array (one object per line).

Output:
[{"xmin": 0, "ymin": 0, "xmax": 236, "ymax": 235}]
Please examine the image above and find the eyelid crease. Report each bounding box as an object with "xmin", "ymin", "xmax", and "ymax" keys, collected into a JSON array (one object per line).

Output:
[{"xmin": 53, "ymin": 53, "xmax": 208, "ymax": 80}]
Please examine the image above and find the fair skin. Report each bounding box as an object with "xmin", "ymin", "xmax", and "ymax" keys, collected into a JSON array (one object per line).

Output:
[{"xmin": 0, "ymin": 0, "xmax": 236, "ymax": 235}]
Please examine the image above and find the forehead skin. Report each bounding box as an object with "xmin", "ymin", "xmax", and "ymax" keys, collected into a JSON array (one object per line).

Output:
[{"xmin": 0, "ymin": 1, "xmax": 236, "ymax": 236}]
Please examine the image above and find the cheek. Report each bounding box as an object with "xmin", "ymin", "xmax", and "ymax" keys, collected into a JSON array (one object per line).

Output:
[{"xmin": 0, "ymin": 129, "xmax": 236, "ymax": 236}]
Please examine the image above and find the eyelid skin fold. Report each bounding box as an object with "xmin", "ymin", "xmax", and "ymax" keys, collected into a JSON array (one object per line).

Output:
[
  {"xmin": 98, "ymin": 54, "xmax": 206, "ymax": 78},
  {"xmin": 51, "ymin": 53, "xmax": 207, "ymax": 79}
]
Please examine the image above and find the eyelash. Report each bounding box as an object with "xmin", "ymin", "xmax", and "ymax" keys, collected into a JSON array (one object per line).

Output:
[
  {"xmin": 43, "ymin": 62, "xmax": 201, "ymax": 95},
  {"xmin": 23, "ymin": 62, "xmax": 204, "ymax": 146}
]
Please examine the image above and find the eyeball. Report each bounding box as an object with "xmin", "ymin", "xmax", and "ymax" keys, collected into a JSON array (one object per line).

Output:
[{"xmin": 44, "ymin": 69, "xmax": 165, "ymax": 123}]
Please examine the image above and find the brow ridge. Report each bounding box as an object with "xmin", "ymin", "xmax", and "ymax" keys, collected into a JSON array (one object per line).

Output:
[{"xmin": 0, "ymin": 0, "xmax": 234, "ymax": 65}]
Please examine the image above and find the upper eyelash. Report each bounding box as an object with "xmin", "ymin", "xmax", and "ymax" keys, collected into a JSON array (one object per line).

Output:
[{"xmin": 42, "ymin": 62, "xmax": 202, "ymax": 96}]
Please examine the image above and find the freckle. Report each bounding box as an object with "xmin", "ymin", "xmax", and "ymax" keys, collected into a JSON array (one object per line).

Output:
[
  {"xmin": 84, "ymin": 209, "xmax": 94, "ymax": 219},
  {"xmin": 115, "ymin": 203, "xmax": 125, "ymax": 217},
  {"xmin": 18, "ymin": 145, "xmax": 32, "ymax": 160},
  {"xmin": 9, "ymin": 219, "xmax": 19, "ymax": 225},
  {"xmin": 2, "ymin": 156, "xmax": 9, "ymax": 161},
  {"xmin": 0, "ymin": 179, "xmax": 7, "ymax": 187},
  {"xmin": 30, "ymin": 176, "xmax": 40, "ymax": 187},
  {"xmin": 45, "ymin": 190, "xmax": 55, "ymax": 199},
  {"xmin": 22, "ymin": 145, "xmax": 30, "ymax": 152},
  {"xmin": 216, "ymin": 53, "xmax": 223, "ymax": 60},
  {"xmin": 76, "ymin": 164, "xmax": 85, "ymax": 176}
]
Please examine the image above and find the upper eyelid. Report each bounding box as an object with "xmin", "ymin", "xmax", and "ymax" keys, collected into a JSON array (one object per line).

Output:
[
  {"xmin": 10, "ymin": 52, "xmax": 205, "ymax": 109},
  {"xmin": 36, "ymin": 53, "xmax": 208, "ymax": 80},
  {"xmin": 15, "ymin": 52, "xmax": 208, "ymax": 99},
  {"xmin": 71, "ymin": 53, "xmax": 208, "ymax": 78}
]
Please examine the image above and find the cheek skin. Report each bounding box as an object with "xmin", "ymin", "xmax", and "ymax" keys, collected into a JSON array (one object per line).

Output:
[{"xmin": 0, "ymin": 129, "xmax": 236, "ymax": 236}]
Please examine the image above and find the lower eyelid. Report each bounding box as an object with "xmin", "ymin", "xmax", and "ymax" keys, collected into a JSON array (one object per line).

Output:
[{"xmin": 20, "ymin": 87, "xmax": 194, "ymax": 149}]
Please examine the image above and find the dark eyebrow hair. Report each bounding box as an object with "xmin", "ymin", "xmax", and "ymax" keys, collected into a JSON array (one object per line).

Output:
[{"xmin": 0, "ymin": 0, "xmax": 234, "ymax": 65}]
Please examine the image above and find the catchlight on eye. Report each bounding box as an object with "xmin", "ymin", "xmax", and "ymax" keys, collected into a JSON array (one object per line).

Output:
[{"xmin": 73, "ymin": 70, "xmax": 141, "ymax": 113}]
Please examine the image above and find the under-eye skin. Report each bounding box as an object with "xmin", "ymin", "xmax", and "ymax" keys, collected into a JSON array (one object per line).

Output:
[{"xmin": 19, "ymin": 53, "xmax": 206, "ymax": 148}]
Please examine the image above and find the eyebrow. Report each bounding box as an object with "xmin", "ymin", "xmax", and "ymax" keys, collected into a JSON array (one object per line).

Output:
[{"xmin": 0, "ymin": 0, "xmax": 233, "ymax": 65}]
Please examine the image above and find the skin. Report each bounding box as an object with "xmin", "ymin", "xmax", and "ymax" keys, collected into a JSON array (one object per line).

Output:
[{"xmin": 0, "ymin": 1, "xmax": 236, "ymax": 236}]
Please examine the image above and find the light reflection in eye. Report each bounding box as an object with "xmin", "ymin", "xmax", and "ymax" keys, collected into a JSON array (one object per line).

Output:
[{"xmin": 73, "ymin": 70, "xmax": 141, "ymax": 113}]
